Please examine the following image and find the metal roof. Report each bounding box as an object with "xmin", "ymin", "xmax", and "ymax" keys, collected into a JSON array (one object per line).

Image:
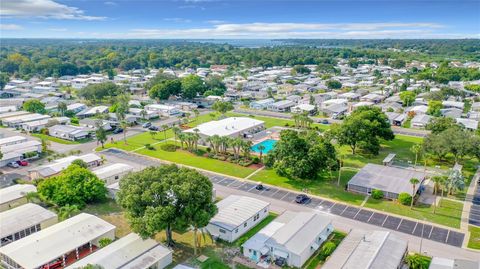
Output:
[
  {"xmin": 185, "ymin": 117, "xmax": 264, "ymax": 137},
  {"xmin": 210, "ymin": 195, "xmax": 270, "ymax": 231},
  {"xmin": 322, "ymin": 230, "xmax": 408, "ymax": 269},
  {"xmin": 348, "ymin": 163, "xmax": 425, "ymax": 195},
  {"xmin": 92, "ymin": 163, "xmax": 133, "ymax": 180},
  {"xmin": 0, "ymin": 213, "xmax": 115, "ymax": 269},
  {"xmin": 0, "ymin": 184, "xmax": 37, "ymax": 205},
  {"xmin": 66, "ymin": 233, "xmax": 172, "ymax": 269},
  {"xmin": 0, "ymin": 203, "xmax": 57, "ymax": 239}
]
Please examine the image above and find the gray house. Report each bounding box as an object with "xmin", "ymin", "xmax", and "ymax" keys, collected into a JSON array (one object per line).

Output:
[{"xmin": 347, "ymin": 163, "xmax": 425, "ymax": 199}]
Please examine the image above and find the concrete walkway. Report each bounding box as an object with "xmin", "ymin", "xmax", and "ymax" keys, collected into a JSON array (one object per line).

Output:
[{"xmin": 462, "ymin": 168, "xmax": 480, "ymax": 232}]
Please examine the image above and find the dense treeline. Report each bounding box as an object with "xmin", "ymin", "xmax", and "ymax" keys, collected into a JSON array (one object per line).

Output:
[{"xmin": 0, "ymin": 39, "xmax": 478, "ymax": 79}]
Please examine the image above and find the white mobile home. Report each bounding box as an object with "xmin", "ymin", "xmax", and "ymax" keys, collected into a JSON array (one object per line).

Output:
[
  {"xmin": 66, "ymin": 233, "xmax": 173, "ymax": 269},
  {"xmin": 0, "ymin": 136, "xmax": 27, "ymax": 148},
  {"xmin": 48, "ymin": 125, "xmax": 90, "ymax": 141},
  {"xmin": 0, "ymin": 203, "xmax": 58, "ymax": 247},
  {"xmin": 0, "ymin": 185, "xmax": 37, "ymax": 212},
  {"xmin": 242, "ymin": 211, "xmax": 333, "ymax": 268},
  {"xmin": 207, "ymin": 195, "xmax": 270, "ymax": 243},
  {"xmin": 322, "ymin": 230, "xmax": 408, "ymax": 269},
  {"xmin": 92, "ymin": 163, "xmax": 134, "ymax": 185},
  {"xmin": 28, "ymin": 154, "xmax": 102, "ymax": 180},
  {"xmin": 0, "ymin": 213, "xmax": 115, "ymax": 269},
  {"xmin": 250, "ymin": 98, "xmax": 275, "ymax": 110},
  {"xmin": 145, "ymin": 104, "xmax": 181, "ymax": 116}
]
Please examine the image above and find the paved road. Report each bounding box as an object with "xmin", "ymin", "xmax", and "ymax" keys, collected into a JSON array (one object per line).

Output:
[{"xmin": 101, "ymin": 148, "xmax": 467, "ymax": 250}]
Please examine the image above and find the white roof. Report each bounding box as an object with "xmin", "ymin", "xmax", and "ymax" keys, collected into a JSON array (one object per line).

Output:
[
  {"xmin": 92, "ymin": 163, "xmax": 133, "ymax": 179},
  {"xmin": 145, "ymin": 104, "xmax": 177, "ymax": 110},
  {"xmin": 210, "ymin": 195, "xmax": 270, "ymax": 231},
  {"xmin": 78, "ymin": 106, "xmax": 109, "ymax": 115},
  {"xmin": 67, "ymin": 103, "xmax": 86, "ymax": 111},
  {"xmin": 456, "ymin": 118, "xmax": 478, "ymax": 130},
  {"xmin": 0, "ymin": 184, "xmax": 37, "ymax": 205},
  {"xmin": 0, "ymin": 106, "xmax": 17, "ymax": 113},
  {"xmin": 185, "ymin": 117, "xmax": 264, "ymax": 137},
  {"xmin": 66, "ymin": 233, "xmax": 172, "ymax": 269},
  {"xmin": 1, "ymin": 140, "xmax": 41, "ymax": 154},
  {"xmin": 322, "ymin": 230, "xmax": 408, "ymax": 269},
  {"xmin": 0, "ymin": 203, "xmax": 57, "ymax": 239},
  {"xmin": 0, "ymin": 213, "xmax": 115, "ymax": 269},
  {"xmin": 292, "ymin": 104, "xmax": 315, "ymax": 111},
  {"xmin": 0, "ymin": 136, "xmax": 27, "ymax": 147},
  {"xmin": 265, "ymin": 211, "xmax": 332, "ymax": 255},
  {"xmin": 31, "ymin": 154, "xmax": 101, "ymax": 177}
]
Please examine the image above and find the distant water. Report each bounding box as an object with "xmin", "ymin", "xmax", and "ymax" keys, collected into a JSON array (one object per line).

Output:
[{"xmin": 190, "ymin": 39, "xmax": 291, "ymax": 48}]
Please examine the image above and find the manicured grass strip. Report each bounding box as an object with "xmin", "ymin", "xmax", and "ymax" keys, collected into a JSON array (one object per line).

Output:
[
  {"xmin": 234, "ymin": 213, "xmax": 278, "ymax": 247},
  {"xmin": 304, "ymin": 231, "xmax": 346, "ymax": 269},
  {"xmin": 137, "ymin": 143, "xmax": 256, "ymax": 178},
  {"xmin": 32, "ymin": 133, "xmax": 80, "ymax": 144},
  {"xmin": 365, "ymin": 198, "xmax": 462, "ymax": 229},
  {"xmin": 468, "ymin": 225, "xmax": 480, "ymax": 249},
  {"xmin": 250, "ymin": 167, "xmax": 365, "ymax": 205}
]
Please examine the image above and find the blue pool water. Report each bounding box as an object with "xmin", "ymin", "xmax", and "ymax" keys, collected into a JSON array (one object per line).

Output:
[{"xmin": 251, "ymin": 139, "xmax": 277, "ymax": 154}]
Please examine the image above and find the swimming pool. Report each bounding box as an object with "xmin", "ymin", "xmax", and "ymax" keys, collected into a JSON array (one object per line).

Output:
[{"xmin": 251, "ymin": 139, "xmax": 277, "ymax": 154}]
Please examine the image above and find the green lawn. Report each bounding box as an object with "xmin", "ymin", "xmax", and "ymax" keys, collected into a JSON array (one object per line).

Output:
[
  {"xmin": 468, "ymin": 225, "xmax": 480, "ymax": 249},
  {"xmin": 32, "ymin": 133, "xmax": 81, "ymax": 144},
  {"xmin": 137, "ymin": 142, "xmax": 256, "ymax": 178},
  {"xmin": 83, "ymin": 199, "xmax": 123, "ymax": 216},
  {"xmin": 234, "ymin": 213, "xmax": 278, "ymax": 247},
  {"xmin": 251, "ymin": 167, "xmax": 366, "ymax": 205},
  {"xmin": 304, "ymin": 231, "xmax": 346, "ymax": 269},
  {"xmin": 365, "ymin": 198, "xmax": 463, "ymax": 228}
]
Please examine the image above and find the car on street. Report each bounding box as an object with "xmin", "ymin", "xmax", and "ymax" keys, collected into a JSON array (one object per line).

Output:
[
  {"xmin": 142, "ymin": 122, "xmax": 152, "ymax": 128},
  {"xmin": 7, "ymin": 162, "xmax": 19, "ymax": 168},
  {"xmin": 112, "ymin": 128, "xmax": 123, "ymax": 134},
  {"xmin": 255, "ymin": 183, "xmax": 265, "ymax": 190},
  {"xmin": 295, "ymin": 194, "xmax": 310, "ymax": 204},
  {"xmin": 321, "ymin": 119, "xmax": 329, "ymax": 124},
  {"xmin": 16, "ymin": 160, "xmax": 29, "ymax": 166},
  {"xmin": 148, "ymin": 125, "xmax": 159, "ymax": 131}
]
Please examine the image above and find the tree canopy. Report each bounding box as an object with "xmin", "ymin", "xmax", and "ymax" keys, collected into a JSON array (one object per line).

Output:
[
  {"xmin": 37, "ymin": 164, "xmax": 107, "ymax": 208},
  {"xmin": 23, "ymin": 99, "xmax": 46, "ymax": 114},
  {"xmin": 330, "ymin": 106, "xmax": 394, "ymax": 155},
  {"xmin": 77, "ymin": 82, "xmax": 123, "ymax": 102},
  {"xmin": 265, "ymin": 130, "xmax": 337, "ymax": 179},
  {"xmin": 116, "ymin": 165, "xmax": 217, "ymax": 246}
]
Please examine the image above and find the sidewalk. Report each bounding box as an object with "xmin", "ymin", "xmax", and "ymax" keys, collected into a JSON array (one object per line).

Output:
[{"xmin": 461, "ymin": 168, "xmax": 480, "ymax": 248}]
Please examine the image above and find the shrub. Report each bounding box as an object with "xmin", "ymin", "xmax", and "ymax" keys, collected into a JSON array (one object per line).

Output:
[
  {"xmin": 371, "ymin": 189, "xmax": 384, "ymax": 199},
  {"xmin": 99, "ymin": 238, "xmax": 113, "ymax": 248},
  {"xmin": 321, "ymin": 241, "xmax": 336, "ymax": 256},
  {"xmin": 206, "ymin": 147, "xmax": 211, "ymax": 153},
  {"xmin": 70, "ymin": 117, "xmax": 79, "ymax": 124},
  {"xmin": 160, "ymin": 144, "xmax": 177, "ymax": 152},
  {"xmin": 251, "ymin": 156, "xmax": 260, "ymax": 164},
  {"xmin": 145, "ymin": 143, "xmax": 155, "ymax": 150},
  {"xmin": 405, "ymin": 254, "xmax": 432, "ymax": 269},
  {"xmin": 398, "ymin": 192, "xmax": 412, "ymax": 205}
]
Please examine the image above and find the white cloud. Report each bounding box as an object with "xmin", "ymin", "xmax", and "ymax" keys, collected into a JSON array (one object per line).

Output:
[
  {"xmin": 1, "ymin": 0, "xmax": 106, "ymax": 20},
  {"xmin": 0, "ymin": 24, "xmax": 23, "ymax": 30},
  {"xmin": 117, "ymin": 22, "xmax": 451, "ymax": 39},
  {"xmin": 164, "ymin": 18, "xmax": 192, "ymax": 23},
  {"xmin": 104, "ymin": 1, "xmax": 117, "ymax": 6},
  {"xmin": 206, "ymin": 20, "xmax": 227, "ymax": 24}
]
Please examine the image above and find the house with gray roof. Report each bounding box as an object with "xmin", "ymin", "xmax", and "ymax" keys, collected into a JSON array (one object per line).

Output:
[
  {"xmin": 242, "ymin": 211, "xmax": 333, "ymax": 268},
  {"xmin": 347, "ymin": 163, "xmax": 425, "ymax": 199},
  {"xmin": 322, "ymin": 230, "xmax": 408, "ymax": 269},
  {"xmin": 267, "ymin": 100, "xmax": 295, "ymax": 112},
  {"xmin": 48, "ymin": 125, "xmax": 90, "ymax": 141}
]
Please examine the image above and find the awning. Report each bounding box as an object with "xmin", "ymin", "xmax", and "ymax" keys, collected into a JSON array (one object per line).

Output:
[
  {"xmin": 260, "ymin": 246, "xmax": 270, "ymax": 255},
  {"xmin": 273, "ymin": 249, "xmax": 289, "ymax": 259},
  {"xmin": 311, "ymin": 242, "xmax": 320, "ymax": 250}
]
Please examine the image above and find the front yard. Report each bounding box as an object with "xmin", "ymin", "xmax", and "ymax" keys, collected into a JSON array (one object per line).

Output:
[{"xmin": 468, "ymin": 225, "xmax": 480, "ymax": 250}]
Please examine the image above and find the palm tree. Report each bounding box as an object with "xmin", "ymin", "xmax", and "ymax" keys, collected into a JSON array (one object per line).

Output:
[
  {"xmin": 257, "ymin": 144, "xmax": 266, "ymax": 161},
  {"xmin": 57, "ymin": 204, "xmax": 80, "ymax": 221},
  {"xmin": 57, "ymin": 102, "xmax": 67, "ymax": 116},
  {"xmin": 149, "ymin": 130, "xmax": 157, "ymax": 139},
  {"xmin": 337, "ymin": 153, "xmax": 345, "ymax": 186},
  {"xmin": 193, "ymin": 109, "xmax": 200, "ymax": 120},
  {"xmin": 161, "ymin": 124, "xmax": 169, "ymax": 142},
  {"xmin": 409, "ymin": 178, "xmax": 420, "ymax": 209},
  {"xmin": 241, "ymin": 140, "xmax": 253, "ymax": 159},
  {"xmin": 172, "ymin": 126, "xmax": 181, "ymax": 146},
  {"xmin": 192, "ymin": 128, "xmax": 200, "ymax": 151},
  {"xmin": 410, "ymin": 144, "xmax": 422, "ymax": 168},
  {"xmin": 446, "ymin": 169, "xmax": 465, "ymax": 195},
  {"xmin": 25, "ymin": 191, "xmax": 39, "ymax": 203},
  {"xmin": 120, "ymin": 120, "xmax": 128, "ymax": 144},
  {"xmin": 140, "ymin": 109, "xmax": 147, "ymax": 120}
]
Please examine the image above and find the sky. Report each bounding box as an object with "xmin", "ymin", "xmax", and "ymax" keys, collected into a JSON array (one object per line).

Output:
[{"xmin": 0, "ymin": 0, "xmax": 479, "ymax": 39}]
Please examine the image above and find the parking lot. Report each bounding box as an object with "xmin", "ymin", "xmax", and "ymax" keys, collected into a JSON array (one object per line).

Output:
[
  {"xmin": 468, "ymin": 179, "xmax": 480, "ymax": 227},
  {"xmin": 102, "ymin": 148, "xmax": 465, "ymax": 248}
]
